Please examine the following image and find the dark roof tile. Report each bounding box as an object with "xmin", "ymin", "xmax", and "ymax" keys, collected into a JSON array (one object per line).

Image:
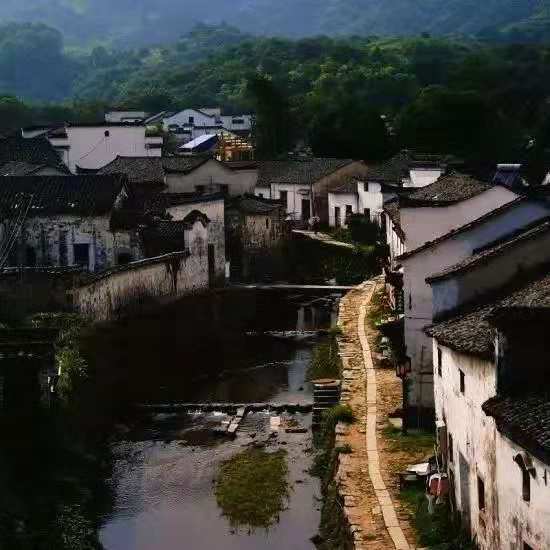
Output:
[
  {"xmin": 0, "ymin": 136, "xmax": 67, "ymax": 172},
  {"xmin": 483, "ymin": 394, "xmax": 550, "ymax": 464},
  {"xmin": 258, "ymin": 158, "xmax": 356, "ymax": 186},
  {"xmin": 97, "ymin": 156, "xmax": 165, "ymax": 186}
]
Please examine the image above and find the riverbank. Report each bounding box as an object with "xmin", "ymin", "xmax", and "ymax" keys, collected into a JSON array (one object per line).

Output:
[{"xmin": 322, "ymin": 278, "xmax": 434, "ymax": 549}]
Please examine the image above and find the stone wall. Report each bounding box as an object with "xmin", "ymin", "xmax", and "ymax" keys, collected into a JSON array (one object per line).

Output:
[{"xmin": 73, "ymin": 248, "xmax": 209, "ymax": 322}]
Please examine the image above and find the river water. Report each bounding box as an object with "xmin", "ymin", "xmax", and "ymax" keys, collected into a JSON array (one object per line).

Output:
[{"xmin": 88, "ymin": 289, "xmax": 341, "ymax": 550}]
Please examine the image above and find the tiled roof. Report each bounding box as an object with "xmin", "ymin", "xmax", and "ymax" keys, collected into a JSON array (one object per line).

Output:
[
  {"xmin": 161, "ymin": 156, "xmax": 211, "ymax": 173},
  {"xmin": 397, "ymin": 197, "xmax": 527, "ymax": 261},
  {"xmin": 330, "ymin": 179, "xmax": 358, "ymax": 194},
  {"xmin": 368, "ymin": 151, "xmax": 445, "ymax": 185},
  {"xmin": 223, "ymin": 160, "xmax": 258, "ymax": 170},
  {"xmin": 426, "ymin": 269, "xmax": 550, "ymax": 358},
  {"xmin": 257, "ymin": 158, "xmax": 355, "ymax": 186},
  {"xmin": 427, "ymin": 218, "xmax": 550, "ymax": 283},
  {"xmin": 483, "ymin": 394, "xmax": 550, "ymax": 464},
  {"xmin": 149, "ymin": 192, "xmax": 224, "ymax": 210},
  {"xmin": 401, "ymin": 172, "xmax": 492, "ymax": 206},
  {"xmin": 230, "ymin": 197, "xmax": 283, "ymax": 215},
  {"xmin": 0, "ymin": 161, "xmax": 48, "ymax": 176},
  {"xmin": 0, "ymin": 175, "xmax": 127, "ymax": 217},
  {"xmin": 383, "ymin": 198, "xmax": 405, "ymax": 239},
  {"xmin": 0, "ymin": 136, "xmax": 67, "ymax": 172},
  {"xmin": 97, "ymin": 156, "xmax": 165, "ymax": 186}
]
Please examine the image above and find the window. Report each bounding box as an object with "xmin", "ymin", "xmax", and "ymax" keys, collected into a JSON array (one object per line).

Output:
[
  {"xmin": 345, "ymin": 205, "xmax": 353, "ymax": 217},
  {"xmin": 73, "ymin": 243, "xmax": 90, "ymax": 268},
  {"xmin": 265, "ymin": 218, "xmax": 270, "ymax": 229},
  {"xmin": 188, "ymin": 116, "xmax": 194, "ymax": 124},
  {"xmin": 437, "ymin": 347, "xmax": 443, "ymax": 376},
  {"xmin": 258, "ymin": 193, "xmax": 264, "ymax": 198},
  {"xmin": 104, "ymin": 130, "xmax": 110, "ymax": 137},
  {"xmin": 459, "ymin": 370, "xmax": 465, "ymax": 394},
  {"xmin": 477, "ymin": 476, "xmax": 485, "ymax": 511},
  {"xmin": 279, "ymin": 190, "xmax": 288, "ymax": 207},
  {"xmin": 195, "ymin": 185, "xmax": 205, "ymax": 194},
  {"xmin": 364, "ymin": 182, "xmax": 368, "ymax": 192},
  {"xmin": 232, "ymin": 118, "xmax": 245, "ymax": 124},
  {"xmin": 448, "ymin": 433, "xmax": 454, "ymax": 464},
  {"xmin": 522, "ymin": 468, "xmax": 531, "ymax": 502},
  {"xmin": 117, "ymin": 253, "xmax": 132, "ymax": 265}
]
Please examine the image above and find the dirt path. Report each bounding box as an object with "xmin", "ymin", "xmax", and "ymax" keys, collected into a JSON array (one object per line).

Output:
[{"xmin": 335, "ymin": 277, "xmax": 425, "ymax": 549}]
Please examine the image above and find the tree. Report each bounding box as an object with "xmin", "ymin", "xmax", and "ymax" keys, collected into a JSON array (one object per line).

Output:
[
  {"xmin": 0, "ymin": 95, "xmax": 32, "ymax": 131},
  {"xmin": 246, "ymin": 74, "xmax": 293, "ymax": 158}
]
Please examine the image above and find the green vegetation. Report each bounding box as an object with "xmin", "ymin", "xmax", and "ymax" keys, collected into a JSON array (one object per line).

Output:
[
  {"xmin": 29, "ymin": 313, "xmax": 91, "ymax": 403},
  {"xmin": 399, "ymin": 487, "xmax": 477, "ymax": 549},
  {"xmin": 215, "ymin": 448, "xmax": 289, "ymax": 531},
  {"xmin": 1, "ymin": 23, "xmax": 550, "ymax": 176},
  {"xmin": 307, "ymin": 336, "xmax": 342, "ymax": 380},
  {"xmin": 1, "ymin": 0, "xmax": 550, "ymax": 48},
  {"xmin": 382, "ymin": 424, "xmax": 435, "ymax": 455}
]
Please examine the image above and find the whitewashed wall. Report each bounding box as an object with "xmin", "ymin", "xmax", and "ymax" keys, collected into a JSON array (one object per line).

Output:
[
  {"xmin": 432, "ymin": 225, "xmax": 550, "ymax": 318},
  {"xmin": 165, "ymin": 160, "xmax": 257, "ymax": 196},
  {"xmin": 406, "ymin": 167, "xmax": 444, "ymax": 188},
  {"xmin": 400, "ymin": 186, "xmax": 518, "ymax": 251},
  {"xmin": 496, "ymin": 436, "xmax": 550, "ymax": 550},
  {"xmin": 268, "ymin": 183, "xmax": 312, "ymax": 221},
  {"xmin": 167, "ymin": 198, "xmax": 225, "ymax": 283},
  {"xmin": 434, "ymin": 343, "xmax": 500, "ymax": 548},
  {"xmin": 328, "ymin": 192, "xmax": 358, "ymax": 227},
  {"xmin": 51, "ymin": 126, "xmax": 161, "ymax": 172},
  {"xmin": 74, "ymin": 222, "xmax": 209, "ymax": 321},
  {"xmin": 9, "ymin": 215, "xmax": 138, "ymax": 272}
]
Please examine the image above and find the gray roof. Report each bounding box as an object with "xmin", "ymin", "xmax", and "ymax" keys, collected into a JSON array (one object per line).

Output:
[
  {"xmin": 427, "ymin": 218, "xmax": 550, "ymax": 283},
  {"xmin": 97, "ymin": 156, "xmax": 165, "ymax": 186},
  {"xmin": 483, "ymin": 394, "xmax": 550, "ymax": 464},
  {"xmin": 0, "ymin": 161, "xmax": 49, "ymax": 176},
  {"xmin": 0, "ymin": 175, "xmax": 127, "ymax": 218},
  {"xmin": 231, "ymin": 197, "xmax": 283, "ymax": 215},
  {"xmin": 258, "ymin": 158, "xmax": 355, "ymax": 186},
  {"xmin": 401, "ymin": 172, "xmax": 492, "ymax": 206},
  {"xmin": 368, "ymin": 151, "xmax": 444, "ymax": 185},
  {"xmin": 383, "ymin": 198, "xmax": 404, "ymax": 238},
  {"xmin": 426, "ymin": 269, "xmax": 550, "ymax": 358},
  {"xmin": 162, "ymin": 156, "xmax": 211, "ymax": 173},
  {"xmin": 0, "ymin": 136, "xmax": 67, "ymax": 172}
]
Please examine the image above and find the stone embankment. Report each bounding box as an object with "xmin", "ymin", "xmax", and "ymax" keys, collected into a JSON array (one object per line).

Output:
[{"xmin": 333, "ymin": 278, "xmax": 413, "ymax": 549}]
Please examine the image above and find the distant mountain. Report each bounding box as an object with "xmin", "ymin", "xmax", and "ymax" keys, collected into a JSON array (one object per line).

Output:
[{"xmin": 0, "ymin": 0, "xmax": 550, "ymax": 47}]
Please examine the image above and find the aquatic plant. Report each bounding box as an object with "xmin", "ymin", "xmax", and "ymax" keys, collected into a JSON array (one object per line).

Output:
[{"xmin": 215, "ymin": 448, "xmax": 289, "ymax": 531}]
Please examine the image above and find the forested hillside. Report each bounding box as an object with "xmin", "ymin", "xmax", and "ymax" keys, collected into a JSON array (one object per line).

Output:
[
  {"xmin": 3, "ymin": 23, "xmax": 550, "ymax": 178},
  {"xmin": 0, "ymin": 0, "xmax": 549, "ymax": 47}
]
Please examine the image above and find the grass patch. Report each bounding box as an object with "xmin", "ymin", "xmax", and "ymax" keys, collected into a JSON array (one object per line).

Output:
[
  {"xmin": 367, "ymin": 288, "xmax": 392, "ymax": 328},
  {"xmin": 382, "ymin": 424, "xmax": 435, "ymax": 454},
  {"xmin": 215, "ymin": 448, "xmax": 289, "ymax": 531},
  {"xmin": 398, "ymin": 487, "xmax": 476, "ymax": 549},
  {"xmin": 307, "ymin": 337, "xmax": 342, "ymax": 380}
]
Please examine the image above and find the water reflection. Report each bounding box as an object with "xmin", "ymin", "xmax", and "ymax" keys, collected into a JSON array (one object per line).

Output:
[{"xmin": 97, "ymin": 289, "xmax": 339, "ymax": 550}]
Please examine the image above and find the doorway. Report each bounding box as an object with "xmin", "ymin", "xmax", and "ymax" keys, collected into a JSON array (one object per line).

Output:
[
  {"xmin": 459, "ymin": 452, "xmax": 471, "ymax": 532},
  {"xmin": 301, "ymin": 199, "xmax": 311, "ymax": 221},
  {"xmin": 335, "ymin": 206, "xmax": 341, "ymax": 227},
  {"xmin": 208, "ymin": 244, "xmax": 216, "ymax": 287}
]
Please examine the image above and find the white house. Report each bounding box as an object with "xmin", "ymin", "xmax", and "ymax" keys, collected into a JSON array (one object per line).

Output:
[
  {"xmin": 328, "ymin": 178, "xmax": 398, "ymax": 227},
  {"xmin": 47, "ymin": 123, "xmax": 163, "ymax": 173},
  {"xmin": 162, "ymin": 108, "xmax": 253, "ymax": 143},
  {"xmin": 105, "ymin": 111, "xmax": 148, "ymax": 124},
  {"xmin": 427, "ymin": 228, "xmax": 550, "ymax": 549},
  {"xmin": 255, "ymin": 158, "xmax": 367, "ymax": 224},
  {"xmin": 395, "ymin": 173, "xmax": 527, "ymax": 414},
  {"xmin": 163, "ymin": 157, "xmax": 257, "ymax": 196}
]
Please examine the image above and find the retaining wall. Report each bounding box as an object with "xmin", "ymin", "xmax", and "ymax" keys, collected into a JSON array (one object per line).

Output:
[{"xmin": 73, "ymin": 250, "xmax": 209, "ymax": 321}]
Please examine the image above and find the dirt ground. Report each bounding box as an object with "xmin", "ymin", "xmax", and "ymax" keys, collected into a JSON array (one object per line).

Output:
[{"xmin": 335, "ymin": 278, "xmax": 434, "ymax": 549}]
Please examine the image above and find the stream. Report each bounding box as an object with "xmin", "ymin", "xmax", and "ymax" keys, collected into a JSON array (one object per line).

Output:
[{"xmin": 87, "ymin": 289, "xmax": 342, "ymax": 550}]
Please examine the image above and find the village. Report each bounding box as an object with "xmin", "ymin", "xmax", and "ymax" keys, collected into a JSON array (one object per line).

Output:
[{"xmin": 0, "ymin": 105, "xmax": 549, "ymax": 550}]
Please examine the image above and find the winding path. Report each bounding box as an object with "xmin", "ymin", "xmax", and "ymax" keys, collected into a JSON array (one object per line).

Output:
[{"xmin": 335, "ymin": 278, "xmax": 412, "ymax": 549}]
